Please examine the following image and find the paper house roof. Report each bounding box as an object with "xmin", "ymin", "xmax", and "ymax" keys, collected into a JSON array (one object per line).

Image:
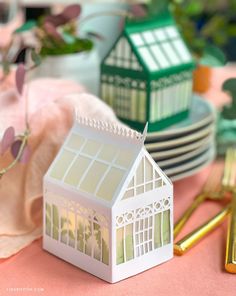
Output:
[
  {"xmin": 104, "ymin": 14, "xmax": 195, "ymax": 78},
  {"xmin": 45, "ymin": 118, "xmax": 171, "ymax": 208}
]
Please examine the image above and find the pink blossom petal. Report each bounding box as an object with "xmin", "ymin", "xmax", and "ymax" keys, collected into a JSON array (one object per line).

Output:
[
  {"xmin": 131, "ymin": 4, "xmax": 147, "ymax": 18},
  {"xmin": 1, "ymin": 126, "xmax": 15, "ymax": 155},
  {"xmin": 44, "ymin": 22, "xmax": 63, "ymax": 41},
  {"xmin": 62, "ymin": 4, "xmax": 81, "ymax": 21},
  {"xmin": 15, "ymin": 64, "xmax": 25, "ymax": 95},
  {"xmin": 11, "ymin": 140, "xmax": 22, "ymax": 160}
]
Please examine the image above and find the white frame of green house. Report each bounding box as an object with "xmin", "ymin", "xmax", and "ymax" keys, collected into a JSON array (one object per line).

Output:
[
  {"xmin": 43, "ymin": 119, "xmax": 173, "ymax": 283},
  {"xmin": 101, "ymin": 14, "xmax": 195, "ymax": 132}
]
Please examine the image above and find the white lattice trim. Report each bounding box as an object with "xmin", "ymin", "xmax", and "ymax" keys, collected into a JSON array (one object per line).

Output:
[
  {"xmin": 116, "ymin": 197, "xmax": 171, "ymax": 227},
  {"xmin": 75, "ymin": 117, "xmax": 144, "ymax": 144}
]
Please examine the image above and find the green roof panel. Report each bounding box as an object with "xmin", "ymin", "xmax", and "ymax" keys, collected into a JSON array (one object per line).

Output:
[{"xmin": 125, "ymin": 17, "xmax": 195, "ymax": 78}]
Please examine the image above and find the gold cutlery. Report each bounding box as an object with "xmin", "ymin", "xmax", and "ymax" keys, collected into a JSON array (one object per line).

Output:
[
  {"xmin": 174, "ymin": 205, "xmax": 231, "ymax": 255},
  {"xmin": 174, "ymin": 162, "xmax": 224, "ymax": 238},
  {"xmin": 223, "ymin": 148, "xmax": 236, "ymax": 273}
]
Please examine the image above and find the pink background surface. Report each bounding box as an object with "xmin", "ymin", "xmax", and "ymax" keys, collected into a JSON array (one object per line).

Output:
[{"xmin": 0, "ymin": 67, "xmax": 236, "ymax": 295}]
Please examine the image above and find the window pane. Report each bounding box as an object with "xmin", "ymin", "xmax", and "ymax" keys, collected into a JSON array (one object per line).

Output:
[
  {"xmin": 116, "ymin": 227, "xmax": 124, "ymax": 264},
  {"xmin": 125, "ymin": 224, "xmax": 134, "ymax": 261},
  {"xmin": 98, "ymin": 145, "xmax": 118, "ymax": 162},
  {"xmin": 136, "ymin": 158, "xmax": 144, "ymax": 185},
  {"xmin": 115, "ymin": 150, "xmax": 134, "ymax": 168},
  {"xmin": 154, "ymin": 213, "xmax": 162, "ymax": 249},
  {"xmin": 67, "ymin": 134, "xmax": 85, "ymax": 151},
  {"xmin": 77, "ymin": 215, "xmax": 84, "ymax": 252},
  {"xmin": 165, "ymin": 26, "xmax": 179, "ymax": 38},
  {"xmin": 97, "ymin": 167, "xmax": 125, "ymax": 201},
  {"xmin": 145, "ymin": 157, "xmax": 153, "ymax": 182},
  {"xmin": 153, "ymin": 28, "xmax": 167, "ymax": 41},
  {"xmin": 128, "ymin": 177, "xmax": 134, "ymax": 188},
  {"xmin": 84, "ymin": 219, "xmax": 92, "ymax": 256},
  {"xmin": 102, "ymin": 227, "xmax": 109, "ymax": 265},
  {"xmin": 150, "ymin": 44, "xmax": 170, "ymax": 69},
  {"xmin": 68, "ymin": 211, "xmax": 76, "ymax": 248},
  {"xmin": 52, "ymin": 205, "xmax": 59, "ymax": 241},
  {"xmin": 82, "ymin": 139, "xmax": 101, "ymax": 156},
  {"xmin": 80, "ymin": 161, "xmax": 108, "ymax": 194},
  {"xmin": 123, "ymin": 189, "xmax": 134, "ymax": 200},
  {"xmin": 163, "ymin": 210, "xmax": 171, "ymax": 245},
  {"xmin": 137, "ymin": 185, "xmax": 144, "ymax": 195},
  {"xmin": 93, "ymin": 222, "xmax": 102, "ymax": 261},
  {"xmin": 64, "ymin": 155, "xmax": 90, "ymax": 186},
  {"xmin": 50, "ymin": 149, "xmax": 76, "ymax": 180},
  {"xmin": 60, "ymin": 208, "xmax": 68, "ymax": 244},
  {"xmin": 142, "ymin": 31, "xmax": 155, "ymax": 44},
  {"xmin": 131, "ymin": 33, "xmax": 144, "ymax": 47},
  {"xmin": 145, "ymin": 183, "xmax": 153, "ymax": 192},
  {"xmin": 45, "ymin": 203, "xmax": 51, "ymax": 237},
  {"xmin": 155, "ymin": 179, "xmax": 163, "ymax": 188},
  {"xmin": 138, "ymin": 47, "xmax": 159, "ymax": 72},
  {"xmin": 161, "ymin": 43, "xmax": 180, "ymax": 66}
]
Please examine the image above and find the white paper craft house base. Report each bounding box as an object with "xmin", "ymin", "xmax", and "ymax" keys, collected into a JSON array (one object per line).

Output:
[{"xmin": 43, "ymin": 118, "xmax": 173, "ymax": 283}]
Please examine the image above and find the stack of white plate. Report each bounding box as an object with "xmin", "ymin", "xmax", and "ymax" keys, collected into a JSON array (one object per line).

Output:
[{"xmin": 145, "ymin": 95, "xmax": 216, "ymax": 182}]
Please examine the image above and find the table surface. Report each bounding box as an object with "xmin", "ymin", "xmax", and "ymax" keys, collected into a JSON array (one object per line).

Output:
[{"xmin": 0, "ymin": 66, "xmax": 236, "ymax": 296}]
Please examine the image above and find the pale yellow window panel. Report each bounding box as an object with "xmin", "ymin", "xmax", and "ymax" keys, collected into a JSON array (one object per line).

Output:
[
  {"xmin": 80, "ymin": 161, "xmax": 108, "ymax": 194},
  {"xmin": 145, "ymin": 157, "xmax": 153, "ymax": 182},
  {"xmin": 68, "ymin": 211, "xmax": 76, "ymax": 248},
  {"xmin": 82, "ymin": 139, "xmax": 102, "ymax": 156},
  {"xmin": 123, "ymin": 189, "xmax": 134, "ymax": 200},
  {"xmin": 137, "ymin": 185, "xmax": 144, "ymax": 195},
  {"xmin": 98, "ymin": 144, "xmax": 118, "ymax": 162},
  {"xmin": 67, "ymin": 134, "xmax": 85, "ymax": 151},
  {"xmin": 155, "ymin": 179, "xmax": 163, "ymax": 188},
  {"xmin": 136, "ymin": 158, "xmax": 144, "ymax": 185},
  {"xmin": 155, "ymin": 171, "xmax": 160, "ymax": 179},
  {"xmin": 115, "ymin": 150, "xmax": 134, "ymax": 168},
  {"xmin": 145, "ymin": 182, "xmax": 153, "ymax": 191},
  {"xmin": 97, "ymin": 167, "xmax": 125, "ymax": 201},
  {"xmin": 116, "ymin": 227, "xmax": 124, "ymax": 264},
  {"xmin": 50, "ymin": 150, "xmax": 76, "ymax": 180},
  {"xmin": 64, "ymin": 155, "xmax": 90, "ymax": 186},
  {"xmin": 128, "ymin": 177, "xmax": 134, "ymax": 188}
]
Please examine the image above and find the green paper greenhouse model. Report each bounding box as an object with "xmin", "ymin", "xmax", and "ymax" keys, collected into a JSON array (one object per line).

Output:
[
  {"xmin": 43, "ymin": 118, "xmax": 173, "ymax": 283},
  {"xmin": 101, "ymin": 14, "xmax": 195, "ymax": 132}
]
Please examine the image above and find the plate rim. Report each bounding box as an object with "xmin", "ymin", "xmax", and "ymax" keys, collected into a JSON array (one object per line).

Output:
[
  {"xmin": 156, "ymin": 142, "xmax": 213, "ymax": 167},
  {"xmin": 169, "ymin": 152, "xmax": 215, "ymax": 182},
  {"xmin": 164, "ymin": 146, "xmax": 215, "ymax": 175},
  {"xmin": 146, "ymin": 124, "xmax": 215, "ymax": 151},
  {"xmin": 150, "ymin": 135, "xmax": 214, "ymax": 159}
]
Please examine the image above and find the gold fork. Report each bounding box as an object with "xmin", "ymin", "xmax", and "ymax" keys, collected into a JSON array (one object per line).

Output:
[
  {"xmin": 174, "ymin": 149, "xmax": 234, "ymax": 256},
  {"xmin": 224, "ymin": 148, "xmax": 236, "ymax": 273},
  {"xmin": 174, "ymin": 162, "xmax": 224, "ymax": 238}
]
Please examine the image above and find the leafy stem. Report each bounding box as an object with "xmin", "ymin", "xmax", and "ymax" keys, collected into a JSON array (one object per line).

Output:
[{"xmin": 0, "ymin": 128, "xmax": 30, "ymax": 179}]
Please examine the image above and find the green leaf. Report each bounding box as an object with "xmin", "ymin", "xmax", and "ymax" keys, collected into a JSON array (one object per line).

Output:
[
  {"xmin": 14, "ymin": 20, "xmax": 37, "ymax": 33},
  {"xmin": 61, "ymin": 32, "xmax": 76, "ymax": 44},
  {"xmin": 199, "ymin": 45, "xmax": 226, "ymax": 67},
  {"xmin": 1, "ymin": 60, "xmax": 10, "ymax": 76},
  {"xmin": 31, "ymin": 49, "xmax": 42, "ymax": 66}
]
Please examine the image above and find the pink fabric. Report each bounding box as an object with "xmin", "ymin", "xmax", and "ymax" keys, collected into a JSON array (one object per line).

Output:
[
  {"xmin": 0, "ymin": 76, "xmax": 121, "ymax": 258},
  {"xmin": 0, "ymin": 67, "xmax": 236, "ymax": 295}
]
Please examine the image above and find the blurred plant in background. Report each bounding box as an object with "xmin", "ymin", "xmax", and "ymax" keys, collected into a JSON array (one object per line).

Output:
[{"xmin": 169, "ymin": 0, "xmax": 236, "ymax": 61}]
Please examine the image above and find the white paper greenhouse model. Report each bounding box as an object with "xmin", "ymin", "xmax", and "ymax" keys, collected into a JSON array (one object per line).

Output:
[
  {"xmin": 43, "ymin": 118, "xmax": 173, "ymax": 283},
  {"xmin": 100, "ymin": 12, "xmax": 195, "ymax": 132}
]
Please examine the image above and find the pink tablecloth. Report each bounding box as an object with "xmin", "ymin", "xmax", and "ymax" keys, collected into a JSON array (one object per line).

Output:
[{"xmin": 0, "ymin": 66, "xmax": 236, "ymax": 296}]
